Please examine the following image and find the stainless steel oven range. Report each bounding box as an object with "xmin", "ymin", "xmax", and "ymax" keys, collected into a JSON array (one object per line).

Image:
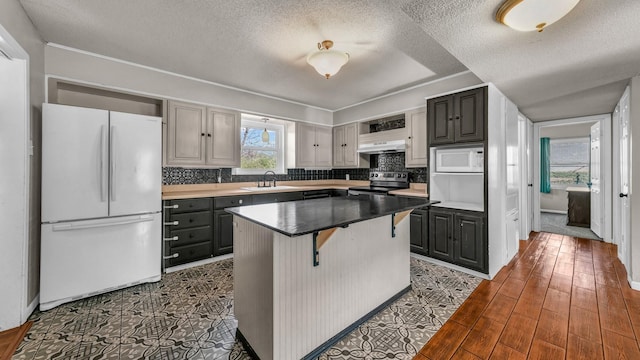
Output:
[{"xmin": 348, "ymin": 171, "xmax": 409, "ymax": 196}]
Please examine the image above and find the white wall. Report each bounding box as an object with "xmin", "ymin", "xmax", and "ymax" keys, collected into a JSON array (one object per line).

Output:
[
  {"xmin": 541, "ymin": 189, "xmax": 568, "ymax": 212},
  {"xmin": 45, "ymin": 45, "xmax": 333, "ymax": 126},
  {"xmin": 332, "ymin": 71, "xmax": 482, "ymax": 124},
  {"xmin": 0, "ymin": 0, "xmax": 45, "ymax": 329}
]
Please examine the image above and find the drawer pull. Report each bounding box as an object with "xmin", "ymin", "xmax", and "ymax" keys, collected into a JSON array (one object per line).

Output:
[
  {"xmin": 164, "ymin": 221, "xmax": 179, "ymax": 226},
  {"xmin": 164, "ymin": 236, "xmax": 179, "ymax": 241},
  {"xmin": 163, "ymin": 253, "xmax": 179, "ymax": 259},
  {"xmin": 163, "ymin": 204, "xmax": 179, "ymax": 209}
]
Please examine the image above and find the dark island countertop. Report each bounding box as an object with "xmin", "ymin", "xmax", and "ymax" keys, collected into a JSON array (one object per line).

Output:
[{"xmin": 225, "ymin": 195, "xmax": 439, "ymax": 237}]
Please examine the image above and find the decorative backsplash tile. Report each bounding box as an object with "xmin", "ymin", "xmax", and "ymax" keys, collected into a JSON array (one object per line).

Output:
[{"xmin": 163, "ymin": 153, "xmax": 426, "ymax": 185}]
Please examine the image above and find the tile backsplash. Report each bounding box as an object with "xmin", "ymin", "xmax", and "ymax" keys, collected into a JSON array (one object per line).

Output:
[{"xmin": 163, "ymin": 153, "xmax": 426, "ymax": 185}]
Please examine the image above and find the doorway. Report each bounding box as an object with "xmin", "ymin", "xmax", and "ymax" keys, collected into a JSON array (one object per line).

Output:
[{"xmin": 532, "ymin": 114, "xmax": 612, "ymax": 243}]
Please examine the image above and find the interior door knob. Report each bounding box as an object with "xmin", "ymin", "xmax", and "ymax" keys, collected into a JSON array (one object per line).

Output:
[{"xmin": 620, "ymin": 193, "xmax": 628, "ymax": 198}]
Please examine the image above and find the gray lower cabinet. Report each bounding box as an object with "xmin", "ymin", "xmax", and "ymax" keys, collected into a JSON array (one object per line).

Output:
[
  {"xmin": 410, "ymin": 208, "xmax": 429, "ymax": 256},
  {"xmin": 163, "ymin": 198, "xmax": 214, "ymax": 268},
  {"xmin": 429, "ymin": 208, "xmax": 486, "ymax": 273}
]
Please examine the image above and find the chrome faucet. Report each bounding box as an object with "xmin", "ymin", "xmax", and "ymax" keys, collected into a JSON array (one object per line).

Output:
[{"xmin": 259, "ymin": 170, "xmax": 277, "ymax": 188}]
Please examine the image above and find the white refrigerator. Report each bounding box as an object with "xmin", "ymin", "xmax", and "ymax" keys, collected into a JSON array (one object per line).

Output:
[{"xmin": 40, "ymin": 103, "xmax": 162, "ymax": 311}]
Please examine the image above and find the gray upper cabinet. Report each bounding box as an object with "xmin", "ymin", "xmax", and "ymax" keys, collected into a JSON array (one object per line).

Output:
[
  {"xmin": 428, "ymin": 87, "xmax": 486, "ymax": 146},
  {"xmin": 405, "ymin": 108, "xmax": 427, "ymax": 167},
  {"xmin": 296, "ymin": 123, "xmax": 332, "ymax": 168},
  {"xmin": 167, "ymin": 100, "xmax": 207, "ymax": 165},
  {"xmin": 207, "ymin": 108, "xmax": 240, "ymax": 167},
  {"xmin": 166, "ymin": 100, "xmax": 240, "ymax": 167},
  {"xmin": 333, "ymin": 123, "xmax": 367, "ymax": 168}
]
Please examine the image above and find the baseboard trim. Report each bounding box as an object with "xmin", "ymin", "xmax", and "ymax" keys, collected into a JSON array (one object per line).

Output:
[
  {"xmin": 540, "ymin": 210, "xmax": 567, "ymax": 214},
  {"xmin": 164, "ymin": 254, "xmax": 233, "ymax": 274},
  {"xmin": 628, "ymin": 276, "xmax": 640, "ymax": 291},
  {"xmin": 410, "ymin": 253, "xmax": 490, "ymax": 280}
]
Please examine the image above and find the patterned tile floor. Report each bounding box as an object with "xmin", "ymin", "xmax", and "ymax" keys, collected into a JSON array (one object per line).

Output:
[{"xmin": 13, "ymin": 257, "xmax": 480, "ymax": 360}]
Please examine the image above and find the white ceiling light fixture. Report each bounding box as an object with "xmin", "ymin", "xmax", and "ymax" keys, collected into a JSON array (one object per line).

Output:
[
  {"xmin": 496, "ymin": 0, "xmax": 581, "ymax": 32},
  {"xmin": 306, "ymin": 40, "xmax": 349, "ymax": 79}
]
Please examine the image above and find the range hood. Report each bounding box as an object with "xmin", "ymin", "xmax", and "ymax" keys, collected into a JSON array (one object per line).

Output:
[{"xmin": 357, "ymin": 139, "xmax": 406, "ymax": 154}]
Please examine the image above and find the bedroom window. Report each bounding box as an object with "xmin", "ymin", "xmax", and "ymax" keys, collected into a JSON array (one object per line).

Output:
[{"xmin": 549, "ymin": 137, "xmax": 590, "ymax": 187}]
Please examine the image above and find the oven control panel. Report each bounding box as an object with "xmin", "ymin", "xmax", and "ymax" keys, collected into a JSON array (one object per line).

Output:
[{"xmin": 369, "ymin": 171, "xmax": 408, "ymax": 182}]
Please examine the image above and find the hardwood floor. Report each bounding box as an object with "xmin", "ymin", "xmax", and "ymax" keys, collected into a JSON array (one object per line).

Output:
[
  {"xmin": 415, "ymin": 232, "xmax": 640, "ymax": 359},
  {"xmin": 0, "ymin": 322, "xmax": 31, "ymax": 360}
]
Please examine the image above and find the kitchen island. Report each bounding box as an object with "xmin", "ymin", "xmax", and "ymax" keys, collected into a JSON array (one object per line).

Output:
[{"xmin": 226, "ymin": 195, "xmax": 437, "ymax": 360}]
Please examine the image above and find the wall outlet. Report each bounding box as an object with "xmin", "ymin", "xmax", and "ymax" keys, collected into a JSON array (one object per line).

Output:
[{"xmin": 346, "ymin": 174, "xmax": 350, "ymax": 181}]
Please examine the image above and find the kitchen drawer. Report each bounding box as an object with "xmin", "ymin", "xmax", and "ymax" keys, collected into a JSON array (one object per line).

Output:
[
  {"xmin": 166, "ymin": 226, "xmax": 212, "ymax": 247},
  {"xmin": 166, "ymin": 241, "xmax": 212, "ymax": 266},
  {"xmin": 166, "ymin": 211, "xmax": 212, "ymax": 230},
  {"xmin": 252, "ymin": 192, "xmax": 303, "ymax": 205},
  {"xmin": 166, "ymin": 198, "xmax": 211, "ymax": 213},
  {"xmin": 214, "ymin": 195, "xmax": 253, "ymax": 209}
]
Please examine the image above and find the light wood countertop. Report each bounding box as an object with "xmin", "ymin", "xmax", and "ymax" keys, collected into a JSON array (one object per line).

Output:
[
  {"xmin": 565, "ymin": 186, "xmax": 590, "ymax": 193},
  {"xmin": 389, "ymin": 183, "xmax": 429, "ymax": 198},
  {"xmin": 162, "ymin": 180, "xmax": 369, "ymax": 200}
]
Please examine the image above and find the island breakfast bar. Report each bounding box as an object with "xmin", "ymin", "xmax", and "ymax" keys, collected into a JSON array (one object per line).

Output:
[{"xmin": 225, "ymin": 196, "xmax": 437, "ymax": 360}]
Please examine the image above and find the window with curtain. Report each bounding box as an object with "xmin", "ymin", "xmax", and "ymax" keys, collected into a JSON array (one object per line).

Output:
[{"xmin": 549, "ymin": 137, "xmax": 590, "ymax": 187}]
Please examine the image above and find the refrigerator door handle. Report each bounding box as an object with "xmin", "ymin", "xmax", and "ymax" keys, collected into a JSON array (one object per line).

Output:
[
  {"xmin": 100, "ymin": 125, "xmax": 108, "ymax": 202},
  {"xmin": 51, "ymin": 215, "xmax": 155, "ymax": 231},
  {"xmin": 110, "ymin": 125, "xmax": 117, "ymax": 202}
]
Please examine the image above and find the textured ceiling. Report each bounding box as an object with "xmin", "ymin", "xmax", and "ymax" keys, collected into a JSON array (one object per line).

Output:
[
  {"xmin": 19, "ymin": 0, "xmax": 640, "ymax": 120},
  {"xmin": 398, "ymin": 0, "xmax": 640, "ymax": 121},
  {"xmin": 19, "ymin": 0, "xmax": 467, "ymax": 111}
]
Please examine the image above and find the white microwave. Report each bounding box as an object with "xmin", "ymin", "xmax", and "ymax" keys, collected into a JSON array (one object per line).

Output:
[{"xmin": 435, "ymin": 147, "xmax": 484, "ymax": 173}]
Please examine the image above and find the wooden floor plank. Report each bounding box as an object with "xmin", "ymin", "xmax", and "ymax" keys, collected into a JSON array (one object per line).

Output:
[
  {"xmin": 460, "ymin": 316, "xmax": 504, "ymax": 359},
  {"xmin": 569, "ymin": 306, "xmax": 602, "ymax": 342},
  {"xmin": 528, "ymin": 339, "xmax": 566, "ymax": 360},
  {"xmin": 602, "ymin": 329, "xmax": 640, "ymax": 360},
  {"xmin": 488, "ymin": 343, "xmax": 526, "ymax": 360},
  {"xmin": 534, "ymin": 309, "xmax": 568, "ymax": 349},
  {"xmin": 567, "ymin": 334, "xmax": 604, "ymax": 360},
  {"xmin": 497, "ymin": 313, "xmax": 537, "ymax": 354}
]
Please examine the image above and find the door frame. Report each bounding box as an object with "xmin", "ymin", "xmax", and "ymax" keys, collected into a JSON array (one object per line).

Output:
[
  {"xmin": 0, "ymin": 23, "xmax": 31, "ymax": 329},
  {"xmin": 532, "ymin": 114, "xmax": 612, "ymax": 243}
]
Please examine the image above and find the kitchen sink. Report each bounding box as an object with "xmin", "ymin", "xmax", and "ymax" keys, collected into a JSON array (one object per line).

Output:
[{"xmin": 240, "ymin": 185, "xmax": 297, "ymax": 191}]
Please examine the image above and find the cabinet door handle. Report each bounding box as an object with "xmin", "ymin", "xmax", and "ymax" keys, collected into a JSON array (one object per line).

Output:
[
  {"xmin": 163, "ymin": 253, "xmax": 179, "ymax": 260},
  {"xmin": 164, "ymin": 204, "xmax": 179, "ymax": 209},
  {"xmin": 164, "ymin": 221, "xmax": 179, "ymax": 226},
  {"xmin": 207, "ymin": 133, "xmax": 212, "ymax": 137},
  {"xmin": 164, "ymin": 236, "xmax": 179, "ymax": 241},
  {"xmin": 201, "ymin": 133, "xmax": 205, "ymax": 136},
  {"xmin": 408, "ymin": 136, "xmax": 412, "ymax": 139}
]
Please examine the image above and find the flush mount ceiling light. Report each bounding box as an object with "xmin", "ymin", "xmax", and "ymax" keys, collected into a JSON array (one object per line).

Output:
[
  {"xmin": 306, "ymin": 40, "xmax": 349, "ymax": 79},
  {"xmin": 496, "ymin": 0, "xmax": 581, "ymax": 32}
]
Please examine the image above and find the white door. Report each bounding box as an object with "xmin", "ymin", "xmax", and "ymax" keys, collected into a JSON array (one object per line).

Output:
[
  {"xmin": 590, "ymin": 122, "xmax": 602, "ymax": 237},
  {"xmin": 618, "ymin": 89, "xmax": 631, "ymax": 267},
  {"xmin": 109, "ymin": 112, "xmax": 162, "ymax": 216},
  {"xmin": 42, "ymin": 104, "xmax": 109, "ymax": 222}
]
